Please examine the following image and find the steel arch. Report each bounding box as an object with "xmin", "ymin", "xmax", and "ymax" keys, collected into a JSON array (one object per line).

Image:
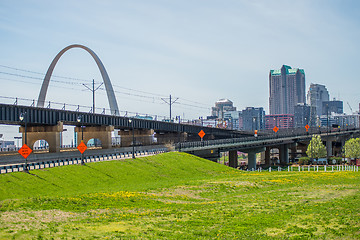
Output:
[{"xmin": 37, "ymin": 44, "xmax": 119, "ymax": 115}]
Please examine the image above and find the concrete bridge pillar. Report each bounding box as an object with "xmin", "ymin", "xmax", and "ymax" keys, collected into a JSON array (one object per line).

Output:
[
  {"xmin": 118, "ymin": 129, "xmax": 154, "ymax": 147},
  {"xmin": 324, "ymin": 137, "xmax": 336, "ymax": 158},
  {"xmin": 279, "ymin": 144, "xmax": 289, "ymax": 165},
  {"xmin": 264, "ymin": 147, "xmax": 271, "ymax": 166},
  {"xmin": 326, "ymin": 140, "xmax": 332, "ymax": 158},
  {"xmin": 229, "ymin": 150, "xmax": 238, "ymax": 168},
  {"xmin": 247, "ymin": 151, "xmax": 257, "ymax": 170},
  {"xmin": 19, "ymin": 122, "xmax": 63, "ymax": 153},
  {"xmin": 155, "ymin": 132, "xmax": 187, "ymax": 144},
  {"xmin": 75, "ymin": 125, "xmax": 114, "ymax": 149},
  {"xmin": 242, "ymin": 147, "xmax": 265, "ymax": 170},
  {"xmin": 289, "ymin": 144, "xmax": 297, "ymax": 162}
]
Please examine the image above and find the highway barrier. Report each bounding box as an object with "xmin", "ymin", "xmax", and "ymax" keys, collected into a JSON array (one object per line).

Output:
[{"xmin": 0, "ymin": 148, "xmax": 167, "ymax": 174}]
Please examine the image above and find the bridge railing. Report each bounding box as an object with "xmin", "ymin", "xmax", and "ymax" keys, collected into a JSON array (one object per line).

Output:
[
  {"xmin": 0, "ymin": 96, "xmax": 189, "ymax": 122},
  {"xmin": 176, "ymin": 127, "xmax": 360, "ymax": 150}
]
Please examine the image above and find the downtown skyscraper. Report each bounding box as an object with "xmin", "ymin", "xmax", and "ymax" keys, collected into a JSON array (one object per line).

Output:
[
  {"xmin": 307, "ymin": 83, "xmax": 330, "ymax": 116},
  {"xmin": 269, "ymin": 65, "xmax": 306, "ymax": 115}
]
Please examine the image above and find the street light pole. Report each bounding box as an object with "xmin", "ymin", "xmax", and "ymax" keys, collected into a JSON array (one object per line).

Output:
[
  {"xmin": 129, "ymin": 118, "xmax": 135, "ymax": 158},
  {"xmin": 176, "ymin": 116, "xmax": 181, "ymax": 151},
  {"xmin": 77, "ymin": 115, "xmax": 85, "ymax": 165},
  {"xmin": 19, "ymin": 112, "xmax": 28, "ymax": 171}
]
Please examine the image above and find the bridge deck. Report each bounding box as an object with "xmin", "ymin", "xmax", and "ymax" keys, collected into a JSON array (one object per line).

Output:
[{"xmin": 0, "ymin": 103, "xmax": 250, "ymax": 137}]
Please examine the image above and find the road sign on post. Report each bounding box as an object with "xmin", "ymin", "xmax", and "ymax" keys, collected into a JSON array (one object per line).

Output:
[
  {"xmin": 198, "ymin": 130, "xmax": 205, "ymax": 140},
  {"xmin": 18, "ymin": 144, "xmax": 32, "ymax": 159},
  {"xmin": 77, "ymin": 141, "xmax": 87, "ymax": 165},
  {"xmin": 254, "ymin": 130, "xmax": 258, "ymax": 137},
  {"xmin": 273, "ymin": 126, "xmax": 279, "ymax": 133},
  {"xmin": 77, "ymin": 141, "xmax": 87, "ymax": 154},
  {"xmin": 305, "ymin": 124, "xmax": 310, "ymax": 132}
]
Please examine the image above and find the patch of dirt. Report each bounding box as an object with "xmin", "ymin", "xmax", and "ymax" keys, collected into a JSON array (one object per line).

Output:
[
  {"xmin": 288, "ymin": 185, "xmax": 357, "ymax": 202},
  {"xmin": 147, "ymin": 185, "xmax": 207, "ymax": 200},
  {"xmin": 0, "ymin": 209, "xmax": 83, "ymax": 232},
  {"xmin": 1, "ymin": 209, "xmax": 81, "ymax": 224},
  {"xmin": 208, "ymin": 180, "xmax": 255, "ymax": 187},
  {"xmin": 265, "ymin": 227, "xmax": 285, "ymax": 237}
]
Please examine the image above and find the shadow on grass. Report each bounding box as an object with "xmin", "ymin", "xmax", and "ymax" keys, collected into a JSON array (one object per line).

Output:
[
  {"xmin": 83, "ymin": 164, "xmax": 115, "ymax": 179},
  {"xmin": 27, "ymin": 172, "xmax": 62, "ymax": 188}
]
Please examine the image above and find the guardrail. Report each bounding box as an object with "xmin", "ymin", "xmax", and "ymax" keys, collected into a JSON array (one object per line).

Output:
[{"xmin": 0, "ymin": 148, "xmax": 167, "ymax": 174}]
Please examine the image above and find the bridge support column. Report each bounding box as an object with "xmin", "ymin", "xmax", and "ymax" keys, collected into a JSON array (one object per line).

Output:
[
  {"xmin": 229, "ymin": 150, "xmax": 238, "ymax": 168},
  {"xmin": 279, "ymin": 144, "xmax": 289, "ymax": 165},
  {"xmin": 155, "ymin": 132, "xmax": 187, "ymax": 144},
  {"xmin": 264, "ymin": 147, "xmax": 271, "ymax": 166},
  {"xmin": 326, "ymin": 140, "xmax": 332, "ymax": 159},
  {"xmin": 248, "ymin": 152, "xmax": 257, "ymax": 170},
  {"xmin": 118, "ymin": 129, "xmax": 154, "ymax": 147},
  {"xmin": 289, "ymin": 144, "xmax": 297, "ymax": 162},
  {"xmin": 326, "ymin": 139, "xmax": 333, "ymax": 158},
  {"xmin": 75, "ymin": 125, "xmax": 114, "ymax": 149},
  {"xmin": 325, "ymin": 137, "xmax": 336, "ymax": 159},
  {"xmin": 19, "ymin": 122, "xmax": 63, "ymax": 153},
  {"xmin": 242, "ymin": 147, "xmax": 265, "ymax": 171}
]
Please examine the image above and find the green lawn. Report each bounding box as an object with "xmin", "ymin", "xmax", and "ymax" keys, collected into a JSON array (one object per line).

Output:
[{"xmin": 0, "ymin": 152, "xmax": 359, "ymax": 239}]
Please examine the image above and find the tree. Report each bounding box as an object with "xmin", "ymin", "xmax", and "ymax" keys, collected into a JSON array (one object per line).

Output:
[
  {"xmin": 344, "ymin": 138, "xmax": 360, "ymax": 160},
  {"xmin": 306, "ymin": 135, "xmax": 326, "ymax": 160}
]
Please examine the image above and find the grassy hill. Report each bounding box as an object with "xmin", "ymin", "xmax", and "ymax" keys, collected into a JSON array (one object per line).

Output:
[
  {"xmin": 0, "ymin": 152, "xmax": 359, "ymax": 239},
  {"xmin": 0, "ymin": 152, "xmax": 232, "ymax": 200}
]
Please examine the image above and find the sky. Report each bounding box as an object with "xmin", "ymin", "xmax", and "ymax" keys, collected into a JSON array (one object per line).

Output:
[{"xmin": 0, "ymin": 0, "xmax": 360, "ymax": 142}]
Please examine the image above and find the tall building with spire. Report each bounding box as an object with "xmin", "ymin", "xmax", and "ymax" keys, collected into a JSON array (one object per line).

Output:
[{"xmin": 269, "ymin": 65, "xmax": 306, "ymax": 115}]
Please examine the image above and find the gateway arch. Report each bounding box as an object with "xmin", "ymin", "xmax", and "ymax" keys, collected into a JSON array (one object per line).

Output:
[{"xmin": 37, "ymin": 44, "xmax": 119, "ymax": 115}]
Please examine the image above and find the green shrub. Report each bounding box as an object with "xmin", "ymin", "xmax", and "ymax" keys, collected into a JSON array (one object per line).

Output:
[{"xmin": 298, "ymin": 157, "xmax": 310, "ymax": 165}]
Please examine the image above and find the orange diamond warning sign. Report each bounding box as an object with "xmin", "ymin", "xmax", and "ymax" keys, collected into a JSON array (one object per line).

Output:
[
  {"xmin": 273, "ymin": 126, "xmax": 279, "ymax": 133},
  {"xmin": 305, "ymin": 124, "xmax": 310, "ymax": 131},
  {"xmin": 198, "ymin": 130, "xmax": 205, "ymax": 139},
  {"xmin": 18, "ymin": 144, "xmax": 32, "ymax": 159},
  {"xmin": 77, "ymin": 141, "xmax": 87, "ymax": 154}
]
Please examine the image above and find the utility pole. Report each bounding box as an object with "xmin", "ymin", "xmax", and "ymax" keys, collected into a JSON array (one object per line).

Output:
[
  {"xmin": 161, "ymin": 94, "xmax": 179, "ymax": 121},
  {"xmin": 83, "ymin": 79, "xmax": 103, "ymax": 113}
]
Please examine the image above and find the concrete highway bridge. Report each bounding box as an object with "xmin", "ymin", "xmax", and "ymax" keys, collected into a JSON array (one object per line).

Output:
[
  {"xmin": 177, "ymin": 128, "xmax": 360, "ymax": 170},
  {"xmin": 0, "ymin": 102, "xmax": 252, "ymax": 152}
]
